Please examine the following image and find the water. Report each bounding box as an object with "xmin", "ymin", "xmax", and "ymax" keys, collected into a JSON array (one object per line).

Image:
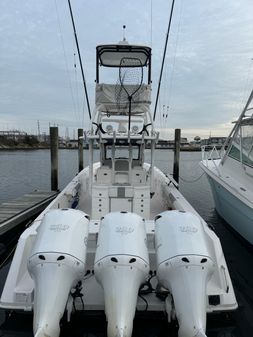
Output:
[
  {"xmin": 0, "ymin": 150, "xmax": 80, "ymax": 204},
  {"xmin": 0, "ymin": 149, "xmax": 252, "ymax": 336}
]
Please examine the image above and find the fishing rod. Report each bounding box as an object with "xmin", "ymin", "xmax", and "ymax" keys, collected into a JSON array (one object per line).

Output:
[
  {"xmin": 153, "ymin": 0, "xmax": 176, "ymax": 121},
  {"xmin": 68, "ymin": 0, "xmax": 91, "ymax": 120}
]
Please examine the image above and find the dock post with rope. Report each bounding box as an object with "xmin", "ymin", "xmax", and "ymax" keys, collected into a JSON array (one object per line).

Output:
[
  {"xmin": 50, "ymin": 126, "xmax": 59, "ymax": 191},
  {"xmin": 173, "ymin": 128, "xmax": 181, "ymax": 183}
]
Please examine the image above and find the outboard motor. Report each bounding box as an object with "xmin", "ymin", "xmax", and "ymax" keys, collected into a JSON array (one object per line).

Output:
[
  {"xmin": 155, "ymin": 210, "xmax": 214, "ymax": 337},
  {"xmin": 28, "ymin": 209, "xmax": 89, "ymax": 337},
  {"xmin": 95, "ymin": 212, "xmax": 149, "ymax": 337}
]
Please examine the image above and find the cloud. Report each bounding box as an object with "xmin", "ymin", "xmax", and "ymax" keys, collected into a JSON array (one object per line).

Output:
[{"xmin": 0, "ymin": 0, "xmax": 253, "ymax": 137}]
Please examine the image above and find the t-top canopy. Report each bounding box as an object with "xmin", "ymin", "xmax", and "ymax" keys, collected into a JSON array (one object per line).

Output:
[{"xmin": 97, "ymin": 41, "xmax": 151, "ymax": 67}]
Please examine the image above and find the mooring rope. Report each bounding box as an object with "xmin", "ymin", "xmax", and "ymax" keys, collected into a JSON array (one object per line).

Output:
[{"xmin": 179, "ymin": 171, "xmax": 205, "ymax": 183}]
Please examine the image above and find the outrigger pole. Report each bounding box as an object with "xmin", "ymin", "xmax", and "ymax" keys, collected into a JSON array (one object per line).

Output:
[
  {"xmin": 153, "ymin": 0, "xmax": 176, "ymax": 121},
  {"xmin": 68, "ymin": 0, "xmax": 91, "ymax": 119}
]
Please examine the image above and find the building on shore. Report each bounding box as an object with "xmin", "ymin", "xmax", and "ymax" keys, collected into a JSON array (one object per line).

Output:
[
  {"xmin": 200, "ymin": 137, "xmax": 227, "ymax": 147},
  {"xmin": 155, "ymin": 137, "xmax": 189, "ymax": 149},
  {"xmin": 0, "ymin": 130, "xmax": 27, "ymax": 141}
]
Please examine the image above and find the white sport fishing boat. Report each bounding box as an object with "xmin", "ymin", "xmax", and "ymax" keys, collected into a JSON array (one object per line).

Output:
[
  {"xmin": 200, "ymin": 89, "xmax": 253, "ymax": 245},
  {"xmin": 0, "ymin": 41, "xmax": 237, "ymax": 337}
]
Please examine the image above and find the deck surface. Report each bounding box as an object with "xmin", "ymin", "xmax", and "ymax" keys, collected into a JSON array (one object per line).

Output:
[{"xmin": 0, "ymin": 191, "xmax": 58, "ymax": 235}]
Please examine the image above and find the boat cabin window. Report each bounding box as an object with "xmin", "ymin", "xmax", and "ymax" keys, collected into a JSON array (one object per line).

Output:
[{"xmin": 228, "ymin": 122, "xmax": 253, "ymax": 167}]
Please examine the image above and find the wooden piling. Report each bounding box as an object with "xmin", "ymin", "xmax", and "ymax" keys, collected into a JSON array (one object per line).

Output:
[
  {"xmin": 50, "ymin": 127, "xmax": 58, "ymax": 191},
  {"xmin": 78, "ymin": 128, "xmax": 84, "ymax": 172},
  {"xmin": 173, "ymin": 128, "xmax": 181, "ymax": 184}
]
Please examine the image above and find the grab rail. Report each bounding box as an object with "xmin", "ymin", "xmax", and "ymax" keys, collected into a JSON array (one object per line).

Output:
[{"xmin": 201, "ymin": 145, "xmax": 225, "ymax": 176}]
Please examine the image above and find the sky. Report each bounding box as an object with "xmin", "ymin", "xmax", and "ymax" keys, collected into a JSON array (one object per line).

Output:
[{"xmin": 0, "ymin": 0, "xmax": 253, "ymax": 140}]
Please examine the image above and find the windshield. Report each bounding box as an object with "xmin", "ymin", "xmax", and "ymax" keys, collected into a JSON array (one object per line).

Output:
[{"xmin": 228, "ymin": 121, "xmax": 253, "ymax": 167}]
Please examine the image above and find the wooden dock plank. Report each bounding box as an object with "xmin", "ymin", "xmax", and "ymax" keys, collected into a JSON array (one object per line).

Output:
[{"xmin": 0, "ymin": 191, "xmax": 58, "ymax": 235}]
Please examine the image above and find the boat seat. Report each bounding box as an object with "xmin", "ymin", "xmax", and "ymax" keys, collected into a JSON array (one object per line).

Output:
[
  {"xmin": 113, "ymin": 160, "xmax": 129, "ymax": 184},
  {"xmin": 131, "ymin": 167, "xmax": 147, "ymax": 185},
  {"xmin": 96, "ymin": 166, "xmax": 112, "ymax": 184},
  {"xmin": 115, "ymin": 159, "xmax": 129, "ymax": 171},
  {"xmin": 114, "ymin": 172, "xmax": 129, "ymax": 184}
]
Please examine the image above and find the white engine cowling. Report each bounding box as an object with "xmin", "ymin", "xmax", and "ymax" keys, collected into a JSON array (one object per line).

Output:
[
  {"xmin": 155, "ymin": 210, "xmax": 215, "ymax": 337},
  {"xmin": 28, "ymin": 208, "xmax": 89, "ymax": 337},
  {"xmin": 94, "ymin": 212, "xmax": 149, "ymax": 337}
]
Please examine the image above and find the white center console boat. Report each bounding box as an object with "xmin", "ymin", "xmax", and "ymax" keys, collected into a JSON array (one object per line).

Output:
[{"xmin": 0, "ymin": 40, "xmax": 237, "ymax": 337}]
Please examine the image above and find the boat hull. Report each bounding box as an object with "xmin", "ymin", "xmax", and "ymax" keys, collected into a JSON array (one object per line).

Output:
[{"xmin": 206, "ymin": 175, "xmax": 253, "ymax": 245}]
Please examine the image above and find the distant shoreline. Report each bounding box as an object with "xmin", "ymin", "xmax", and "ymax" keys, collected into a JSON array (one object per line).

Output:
[
  {"xmin": 0, "ymin": 146, "xmax": 80, "ymax": 151},
  {"xmin": 0, "ymin": 146, "xmax": 201, "ymax": 152}
]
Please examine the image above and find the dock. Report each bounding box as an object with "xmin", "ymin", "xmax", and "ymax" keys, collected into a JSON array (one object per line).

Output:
[{"xmin": 0, "ymin": 191, "xmax": 58, "ymax": 236}]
